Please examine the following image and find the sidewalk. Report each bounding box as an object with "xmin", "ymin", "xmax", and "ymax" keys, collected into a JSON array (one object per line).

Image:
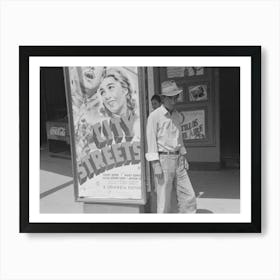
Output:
[{"xmin": 40, "ymin": 149, "xmax": 240, "ymax": 213}]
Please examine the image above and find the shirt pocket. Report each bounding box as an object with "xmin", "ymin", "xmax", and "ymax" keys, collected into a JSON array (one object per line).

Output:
[{"xmin": 157, "ymin": 119, "xmax": 171, "ymax": 134}]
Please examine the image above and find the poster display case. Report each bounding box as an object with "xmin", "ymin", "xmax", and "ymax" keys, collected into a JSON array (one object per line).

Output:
[{"xmin": 64, "ymin": 66, "xmax": 147, "ymax": 204}]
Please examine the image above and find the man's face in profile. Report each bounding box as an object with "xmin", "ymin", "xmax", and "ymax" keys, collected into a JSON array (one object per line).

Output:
[{"xmin": 162, "ymin": 95, "xmax": 178, "ymax": 111}]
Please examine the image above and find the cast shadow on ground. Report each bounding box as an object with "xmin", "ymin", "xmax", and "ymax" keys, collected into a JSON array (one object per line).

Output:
[
  {"xmin": 196, "ymin": 209, "xmax": 213, "ymax": 213},
  {"xmin": 40, "ymin": 150, "xmax": 73, "ymax": 177}
]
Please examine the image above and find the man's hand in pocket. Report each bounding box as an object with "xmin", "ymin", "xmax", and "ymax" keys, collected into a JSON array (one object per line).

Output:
[
  {"xmin": 152, "ymin": 161, "xmax": 163, "ymax": 179},
  {"xmin": 179, "ymin": 155, "xmax": 189, "ymax": 170}
]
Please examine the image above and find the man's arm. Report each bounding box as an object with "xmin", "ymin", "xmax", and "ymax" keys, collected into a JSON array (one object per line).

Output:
[
  {"xmin": 178, "ymin": 126, "xmax": 187, "ymax": 156},
  {"xmin": 178, "ymin": 120, "xmax": 189, "ymax": 170},
  {"xmin": 145, "ymin": 113, "xmax": 159, "ymax": 162},
  {"xmin": 145, "ymin": 113, "xmax": 163, "ymax": 176}
]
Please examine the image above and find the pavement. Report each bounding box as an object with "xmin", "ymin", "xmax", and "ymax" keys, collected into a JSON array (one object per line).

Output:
[{"xmin": 40, "ymin": 148, "xmax": 240, "ymax": 214}]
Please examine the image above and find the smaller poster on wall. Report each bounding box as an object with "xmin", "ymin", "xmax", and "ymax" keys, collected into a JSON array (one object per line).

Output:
[
  {"xmin": 46, "ymin": 121, "xmax": 69, "ymax": 142},
  {"xmin": 188, "ymin": 84, "xmax": 208, "ymax": 102},
  {"xmin": 186, "ymin": 67, "xmax": 204, "ymax": 76},
  {"xmin": 180, "ymin": 109, "xmax": 206, "ymax": 140},
  {"xmin": 166, "ymin": 67, "xmax": 185, "ymax": 78}
]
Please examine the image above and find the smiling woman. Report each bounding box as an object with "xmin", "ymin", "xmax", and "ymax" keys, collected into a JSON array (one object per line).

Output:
[
  {"xmin": 99, "ymin": 76, "xmax": 127, "ymax": 116},
  {"xmin": 98, "ymin": 67, "xmax": 140, "ymax": 142},
  {"xmin": 98, "ymin": 67, "xmax": 136, "ymax": 118}
]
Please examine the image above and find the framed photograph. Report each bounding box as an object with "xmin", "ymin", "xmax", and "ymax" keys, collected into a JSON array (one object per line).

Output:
[
  {"xmin": 185, "ymin": 66, "xmax": 205, "ymax": 77},
  {"xmin": 188, "ymin": 82, "xmax": 209, "ymax": 102},
  {"xmin": 20, "ymin": 46, "xmax": 261, "ymax": 233}
]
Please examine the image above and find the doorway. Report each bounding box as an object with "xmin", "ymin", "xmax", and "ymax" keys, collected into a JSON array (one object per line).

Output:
[{"xmin": 219, "ymin": 68, "xmax": 240, "ymax": 168}]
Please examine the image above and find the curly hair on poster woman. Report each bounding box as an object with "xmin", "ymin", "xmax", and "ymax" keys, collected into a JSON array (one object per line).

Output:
[
  {"xmin": 97, "ymin": 67, "xmax": 140, "ymax": 142},
  {"xmin": 98, "ymin": 67, "xmax": 137, "ymax": 119}
]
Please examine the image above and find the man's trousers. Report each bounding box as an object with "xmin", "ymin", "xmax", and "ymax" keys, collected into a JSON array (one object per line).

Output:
[{"xmin": 154, "ymin": 154, "xmax": 197, "ymax": 213}]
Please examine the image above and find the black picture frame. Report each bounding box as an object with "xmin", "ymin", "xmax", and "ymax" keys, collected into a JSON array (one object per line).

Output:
[{"xmin": 20, "ymin": 46, "xmax": 261, "ymax": 233}]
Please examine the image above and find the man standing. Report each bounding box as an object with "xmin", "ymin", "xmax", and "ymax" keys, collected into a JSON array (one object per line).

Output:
[{"xmin": 146, "ymin": 80, "xmax": 197, "ymax": 213}]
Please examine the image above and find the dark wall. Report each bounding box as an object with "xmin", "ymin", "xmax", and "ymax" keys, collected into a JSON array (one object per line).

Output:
[
  {"xmin": 40, "ymin": 67, "xmax": 67, "ymax": 121},
  {"xmin": 219, "ymin": 68, "xmax": 240, "ymax": 167},
  {"xmin": 40, "ymin": 67, "xmax": 66, "ymax": 144},
  {"xmin": 40, "ymin": 69, "xmax": 47, "ymax": 145}
]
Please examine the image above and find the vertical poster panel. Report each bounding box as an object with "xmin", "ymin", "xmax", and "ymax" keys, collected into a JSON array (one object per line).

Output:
[{"xmin": 66, "ymin": 67, "xmax": 143, "ymax": 202}]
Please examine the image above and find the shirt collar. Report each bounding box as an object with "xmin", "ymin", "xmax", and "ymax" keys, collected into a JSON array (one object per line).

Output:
[{"xmin": 160, "ymin": 104, "xmax": 176, "ymax": 116}]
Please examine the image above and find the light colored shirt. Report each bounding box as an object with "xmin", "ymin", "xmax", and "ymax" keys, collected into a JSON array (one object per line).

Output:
[{"xmin": 145, "ymin": 105, "xmax": 187, "ymax": 161}]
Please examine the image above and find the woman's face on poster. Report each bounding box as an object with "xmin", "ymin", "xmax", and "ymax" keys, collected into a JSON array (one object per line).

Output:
[
  {"xmin": 98, "ymin": 77, "xmax": 128, "ymax": 115},
  {"xmin": 77, "ymin": 67, "xmax": 104, "ymax": 98}
]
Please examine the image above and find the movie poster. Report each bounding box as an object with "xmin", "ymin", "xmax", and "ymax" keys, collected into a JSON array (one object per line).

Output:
[
  {"xmin": 185, "ymin": 67, "xmax": 204, "ymax": 76},
  {"xmin": 180, "ymin": 109, "xmax": 206, "ymax": 140},
  {"xmin": 67, "ymin": 67, "xmax": 142, "ymax": 201},
  {"xmin": 166, "ymin": 67, "xmax": 185, "ymax": 78}
]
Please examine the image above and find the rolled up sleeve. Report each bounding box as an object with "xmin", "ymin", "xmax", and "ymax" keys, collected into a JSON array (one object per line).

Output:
[{"xmin": 145, "ymin": 113, "xmax": 159, "ymax": 161}]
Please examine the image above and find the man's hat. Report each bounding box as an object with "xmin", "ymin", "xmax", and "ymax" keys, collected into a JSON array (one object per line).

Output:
[{"xmin": 161, "ymin": 80, "xmax": 182, "ymax": 96}]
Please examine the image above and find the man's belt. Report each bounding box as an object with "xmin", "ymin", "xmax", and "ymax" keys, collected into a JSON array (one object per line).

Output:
[{"xmin": 159, "ymin": 151, "xmax": 179, "ymax": 155}]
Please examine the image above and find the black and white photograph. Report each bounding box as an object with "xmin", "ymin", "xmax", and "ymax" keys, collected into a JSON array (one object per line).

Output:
[
  {"xmin": 41, "ymin": 65, "xmax": 239, "ymax": 213},
  {"xmin": 19, "ymin": 46, "xmax": 260, "ymax": 233}
]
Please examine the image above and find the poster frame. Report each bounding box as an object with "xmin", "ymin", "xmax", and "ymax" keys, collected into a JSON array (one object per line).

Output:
[
  {"xmin": 63, "ymin": 67, "xmax": 147, "ymax": 205},
  {"xmin": 19, "ymin": 46, "xmax": 261, "ymax": 233}
]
